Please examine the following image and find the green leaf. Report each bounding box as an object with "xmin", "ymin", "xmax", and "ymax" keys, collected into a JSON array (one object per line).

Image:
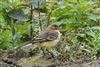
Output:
[
  {"xmin": 2, "ymin": 9, "xmax": 11, "ymax": 24},
  {"xmin": 88, "ymin": 15, "xmax": 100, "ymax": 21},
  {"xmin": 89, "ymin": 26, "xmax": 100, "ymax": 30},
  {"xmin": 8, "ymin": 9, "xmax": 29, "ymax": 22},
  {"xmin": 0, "ymin": 2, "xmax": 11, "ymax": 10},
  {"xmin": 86, "ymin": 31, "xmax": 95, "ymax": 39},
  {"xmin": 12, "ymin": 27, "xmax": 16, "ymax": 35},
  {"xmin": 31, "ymin": 0, "xmax": 46, "ymax": 8},
  {"xmin": 0, "ymin": 30, "xmax": 12, "ymax": 50}
]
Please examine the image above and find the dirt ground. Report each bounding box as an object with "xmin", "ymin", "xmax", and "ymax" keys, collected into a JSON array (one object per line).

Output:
[
  {"xmin": 0, "ymin": 49, "xmax": 100, "ymax": 67},
  {"xmin": 17, "ymin": 55, "xmax": 100, "ymax": 67},
  {"xmin": 0, "ymin": 54, "xmax": 100, "ymax": 67}
]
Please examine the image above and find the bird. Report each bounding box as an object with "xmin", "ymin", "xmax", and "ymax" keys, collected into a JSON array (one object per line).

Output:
[
  {"xmin": 31, "ymin": 24, "xmax": 61, "ymax": 48},
  {"xmin": 16, "ymin": 24, "xmax": 61, "ymax": 57},
  {"xmin": 31, "ymin": 24, "xmax": 61, "ymax": 57}
]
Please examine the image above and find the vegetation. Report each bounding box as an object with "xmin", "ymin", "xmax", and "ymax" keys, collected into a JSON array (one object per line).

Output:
[{"xmin": 0, "ymin": 0, "xmax": 100, "ymax": 65}]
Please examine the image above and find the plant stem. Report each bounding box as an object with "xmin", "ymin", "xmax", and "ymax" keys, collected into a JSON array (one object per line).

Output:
[
  {"xmin": 47, "ymin": 11, "xmax": 52, "ymax": 26},
  {"xmin": 30, "ymin": 4, "xmax": 33, "ymax": 39},
  {"xmin": 38, "ymin": 0, "xmax": 42, "ymax": 31},
  {"xmin": 11, "ymin": 0, "xmax": 15, "ymax": 8}
]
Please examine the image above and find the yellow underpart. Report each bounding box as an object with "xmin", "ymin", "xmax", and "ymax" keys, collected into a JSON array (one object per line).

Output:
[{"xmin": 40, "ymin": 39, "xmax": 59, "ymax": 48}]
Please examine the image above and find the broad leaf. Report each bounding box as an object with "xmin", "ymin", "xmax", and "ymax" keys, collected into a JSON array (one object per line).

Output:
[
  {"xmin": 89, "ymin": 26, "xmax": 100, "ymax": 30},
  {"xmin": 8, "ymin": 9, "xmax": 29, "ymax": 22},
  {"xmin": 31, "ymin": 0, "xmax": 46, "ymax": 9},
  {"xmin": 2, "ymin": 9, "xmax": 11, "ymax": 24}
]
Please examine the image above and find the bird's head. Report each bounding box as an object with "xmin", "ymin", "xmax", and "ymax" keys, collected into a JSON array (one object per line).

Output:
[{"xmin": 47, "ymin": 24, "xmax": 59, "ymax": 30}]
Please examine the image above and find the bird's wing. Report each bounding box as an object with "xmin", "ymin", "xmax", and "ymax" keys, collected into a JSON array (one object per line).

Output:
[
  {"xmin": 31, "ymin": 31, "xmax": 58, "ymax": 43},
  {"xmin": 44, "ymin": 32, "xmax": 58, "ymax": 40}
]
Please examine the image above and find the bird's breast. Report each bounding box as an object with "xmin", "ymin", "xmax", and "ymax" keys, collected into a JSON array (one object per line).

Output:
[
  {"xmin": 40, "ymin": 39, "xmax": 60, "ymax": 48},
  {"xmin": 40, "ymin": 31, "xmax": 61, "ymax": 48}
]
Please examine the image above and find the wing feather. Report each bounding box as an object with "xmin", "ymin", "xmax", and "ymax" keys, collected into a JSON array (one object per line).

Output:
[{"xmin": 31, "ymin": 31, "xmax": 58, "ymax": 43}]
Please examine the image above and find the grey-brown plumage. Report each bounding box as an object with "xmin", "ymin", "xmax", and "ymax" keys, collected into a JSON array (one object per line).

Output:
[
  {"xmin": 17, "ymin": 24, "xmax": 61, "ymax": 49},
  {"xmin": 31, "ymin": 29, "xmax": 58, "ymax": 43},
  {"xmin": 31, "ymin": 24, "xmax": 61, "ymax": 48}
]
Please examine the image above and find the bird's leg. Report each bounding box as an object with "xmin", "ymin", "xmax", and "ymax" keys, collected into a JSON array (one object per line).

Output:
[
  {"xmin": 46, "ymin": 49, "xmax": 55, "ymax": 59},
  {"xmin": 41, "ymin": 47, "xmax": 46, "ymax": 56},
  {"xmin": 46, "ymin": 49, "xmax": 60, "ymax": 63}
]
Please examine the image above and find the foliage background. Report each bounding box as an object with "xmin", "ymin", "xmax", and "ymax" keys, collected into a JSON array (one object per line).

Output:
[{"xmin": 0, "ymin": 0, "xmax": 100, "ymax": 63}]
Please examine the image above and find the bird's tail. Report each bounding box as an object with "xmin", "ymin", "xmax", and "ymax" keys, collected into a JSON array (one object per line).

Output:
[
  {"xmin": 15, "ymin": 37, "xmax": 50, "ymax": 50},
  {"xmin": 16, "ymin": 41, "xmax": 32, "ymax": 50}
]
